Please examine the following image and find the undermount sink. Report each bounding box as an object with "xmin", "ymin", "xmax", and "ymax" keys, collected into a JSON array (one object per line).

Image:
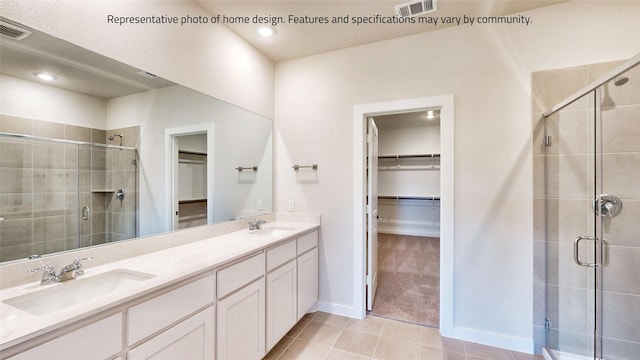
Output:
[
  {"xmin": 3, "ymin": 269, "xmax": 156, "ymax": 316},
  {"xmin": 249, "ymin": 226, "xmax": 295, "ymax": 237}
]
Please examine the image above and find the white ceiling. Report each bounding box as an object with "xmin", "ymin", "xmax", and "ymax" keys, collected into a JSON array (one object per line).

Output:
[
  {"xmin": 197, "ymin": 0, "xmax": 568, "ymax": 62},
  {"xmin": 0, "ymin": 23, "xmax": 175, "ymax": 99}
]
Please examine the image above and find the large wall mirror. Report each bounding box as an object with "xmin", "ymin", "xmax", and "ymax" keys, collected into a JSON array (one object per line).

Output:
[{"xmin": 0, "ymin": 18, "xmax": 273, "ymax": 263}]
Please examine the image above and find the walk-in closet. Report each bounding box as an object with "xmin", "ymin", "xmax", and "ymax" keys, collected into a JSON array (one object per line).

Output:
[{"xmin": 369, "ymin": 110, "xmax": 441, "ymax": 327}]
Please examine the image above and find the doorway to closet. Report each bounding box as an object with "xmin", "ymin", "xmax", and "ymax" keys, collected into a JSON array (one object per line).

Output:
[{"xmin": 367, "ymin": 110, "xmax": 441, "ymax": 328}]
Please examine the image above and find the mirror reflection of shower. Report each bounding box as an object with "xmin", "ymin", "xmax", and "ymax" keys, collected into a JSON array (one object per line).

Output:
[{"xmin": 108, "ymin": 133, "xmax": 123, "ymax": 146}]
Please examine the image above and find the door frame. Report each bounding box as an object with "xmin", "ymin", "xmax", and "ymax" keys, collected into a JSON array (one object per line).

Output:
[
  {"xmin": 164, "ymin": 123, "xmax": 215, "ymax": 231},
  {"xmin": 366, "ymin": 117, "xmax": 379, "ymax": 311},
  {"xmin": 352, "ymin": 95, "xmax": 455, "ymax": 336}
]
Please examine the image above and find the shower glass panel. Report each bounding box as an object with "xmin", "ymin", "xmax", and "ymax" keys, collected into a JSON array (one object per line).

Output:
[
  {"xmin": 544, "ymin": 60, "xmax": 640, "ymax": 360},
  {"xmin": 0, "ymin": 133, "xmax": 138, "ymax": 262}
]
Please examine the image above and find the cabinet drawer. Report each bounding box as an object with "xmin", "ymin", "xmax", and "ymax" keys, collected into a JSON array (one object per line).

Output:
[
  {"xmin": 128, "ymin": 275, "xmax": 214, "ymax": 346},
  {"xmin": 217, "ymin": 253, "xmax": 265, "ymax": 299},
  {"xmin": 10, "ymin": 313, "xmax": 122, "ymax": 360},
  {"xmin": 267, "ymin": 240, "xmax": 296, "ymax": 272},
  {"xmin": 297, "ymin": 231, "xmax": 318, "ymax": 255}
]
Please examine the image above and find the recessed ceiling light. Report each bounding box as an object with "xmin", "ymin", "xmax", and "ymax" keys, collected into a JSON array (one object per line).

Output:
[
  {"xmin": 256, "ymin": 25, "xmax": 276, "ymax": 37},
  {"xmin": 34, "ymin": 72, "xmax": 56, "ymax": 81},
  {"xmin": 426, "ymin": 110, "xmax": 435, "ymax": 119}
]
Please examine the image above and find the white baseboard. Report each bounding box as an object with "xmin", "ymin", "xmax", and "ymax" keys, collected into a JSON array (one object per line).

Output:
[
  {"xmin": 378, "ymin": 227, "xmax": 440, "ymax": 238},
  {"xmin": 452, "ymin": 326, "xmax": 534, "ymax": 354},
  {"xmin": 316, "ymin": 300, "xmax": 362, "ymax": 319}
]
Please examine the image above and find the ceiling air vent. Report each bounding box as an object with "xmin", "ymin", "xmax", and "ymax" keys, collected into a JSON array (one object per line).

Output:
[
  {"xmin": 0, "ymin": 20, "xmax": 32, "ymax": 40},
  {"xmin": 395, "ymin": 0, "xmax": 437, "ymax": 18}
]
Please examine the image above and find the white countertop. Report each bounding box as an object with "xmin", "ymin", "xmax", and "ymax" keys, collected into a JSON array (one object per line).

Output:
[{"xmin": 0, "ymin": 221, "xmax": 319, "ymax": 351}]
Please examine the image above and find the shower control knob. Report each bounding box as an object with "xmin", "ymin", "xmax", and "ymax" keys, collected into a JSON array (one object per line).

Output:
[{"xmin": 593, "ymin": 194, "xmax": 622, "ymax": 218}]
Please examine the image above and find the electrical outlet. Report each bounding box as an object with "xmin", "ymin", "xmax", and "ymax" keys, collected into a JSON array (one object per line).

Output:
[
  {"xmin": 288, "ymin": 200, "xmax": 295, "ymax": 212},
  {"xmin": 257, "ymin": 199, "xmax": 263, "ymax": 211}
]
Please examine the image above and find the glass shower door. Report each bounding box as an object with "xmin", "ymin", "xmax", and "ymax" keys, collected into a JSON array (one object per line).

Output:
[
  {"xmin": 596, "ymin": 64, "xmax": 640, "ymax": 360},
  {"xmin": 544, "ymin": 88, "xmax": 599, "ymax": 359},
  {"xmin": 545, "ymin": 61, "xmax": 640, "ymax": 360}
]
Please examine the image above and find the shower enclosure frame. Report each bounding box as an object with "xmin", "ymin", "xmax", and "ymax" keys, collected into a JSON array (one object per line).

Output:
[
  {"xmin": 540, "ymin": 53, "xmax": 640, "ymax": 360},
  {"xmin": 0, "ymin": 131, "xmax": 139, "ymax": 262}
]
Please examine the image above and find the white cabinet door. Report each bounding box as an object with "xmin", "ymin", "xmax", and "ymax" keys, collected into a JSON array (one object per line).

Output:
[
  {"xmin": 266, "ymin": 260, "xmax": 297, "ymax": 351},
  {"xmin": 217, "ymin": 278, "xmax": 265, "ymax": 360},
  {"xmin": 9, "ymin": 313, "xmax": 122, "ymax": 360},
  {"xmin": 127, "ymin": 307, "xmax": 214, "ymax": 360},
  {"xmin": 297, "ymin": 247, "xmax": 318, "ymax": 320}
]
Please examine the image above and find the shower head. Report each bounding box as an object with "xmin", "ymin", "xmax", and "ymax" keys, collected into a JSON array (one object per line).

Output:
[
  {"xmin": 108, "ymin": 133, "xmax": 124, "ymax": 146},
  {"xmin": 613, "ymin": 75, "xmax": 629, "ymax": 86}
]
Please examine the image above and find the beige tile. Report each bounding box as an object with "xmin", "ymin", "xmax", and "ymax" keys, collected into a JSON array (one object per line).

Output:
[
  {"xmin": 381, "ymin": 319, "xmax": 422, "ymax": 343},
  {"xmin": 419, "ymin": 346, "xmax": 446, "ymax": 360},
  {"xmin": 346, "ymin": 316, "xmax": 385, "ymax": 335},
  {"xmin": 601, "ymin": 105, "xmax": 640, "ymax": 153},
  {"xmin": 33, "ymin": 119, "xmax": 64, "ymax": 139},
  {"xmin": 313, "ymin": 312, "xmax": 350, "ymax": 327},
  {"xmin": 373, "ymin": 335, "xmax": 420, "ymax": 360},
  {"xmin": 440, "ymin": 338, "xmax": 466, "ymax": 354},
  {"xmin": 64, "ymin": 125, "xmax": 92, "ymax": 142},
  {"xmin": 602, "ymin": 153, "xmax": 640, "ymax": 199},
  {"xmin": 420, "ymin": 327, "xmax": 444, "ymax": 349},
  {"xmin": 0, "ymin": 115, "xmax": 32, "ymax": 135},
  {"xmin": 92, "ymin": 129, "xmax": 106, "ymax": 144},
  {"xmin": 464, "ymin": 341, "xmax": 513, "ymax": 360},
  {"xmin": 264, "ymin": 335, "xmax": 294, "ymax": 360},
  {"xmin": 545, "ymin": 154, "xmax": 589, "ymax": 199},
  {"xmin": 512, "ymin": 351, "xmax": 545, "ymax": 360},
  {"xmin": 545, "ymin": 109, "xmax": 589, "ymax": 156},
  {"xmin": 333, "ymin": 328, "xmax": 378, "ymax": 357},
  {"xmin": 303, "ymin": 311, "xmax": 318, "ymax": 320},
  {"xmin": 297, "ymin": 321, "xmax": 343, "ymax": 347},
  {"xmin": 279, "ymin": 339, "xmax": 331, "ymax": 360},
  {"xmin": 325, "ymin": 348, "xmax": 372, "ymax": 360},
  {"xmin": 531, "ymin": 65, "xmax": 589, "ymax": 113}
]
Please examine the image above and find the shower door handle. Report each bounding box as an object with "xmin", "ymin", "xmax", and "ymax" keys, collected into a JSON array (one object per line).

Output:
[
  {"xmin": 82, "ymin": 206, "xmax": 90, "ymax": 220},
  {"xmin": 573, "ymin": 235, "xmax": 602, "ymax": 268}
]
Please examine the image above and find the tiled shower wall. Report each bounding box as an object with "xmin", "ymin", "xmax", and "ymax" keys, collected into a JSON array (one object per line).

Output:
[
  {"xmin": 0, "ymin": 115, "xmax": 138, "ymax": 262},
  {"xmin": 532, "ymin": 60, "xmax": 640, "ymax": 357}
]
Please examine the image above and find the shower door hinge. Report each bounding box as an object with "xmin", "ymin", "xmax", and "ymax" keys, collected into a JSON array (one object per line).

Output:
[
  {"xmin": 365, "ymin": 275, "xmax": 371, "ymax": 285},
  {"xmin": 545, "ymin": 318, "xmax": 551, "ymax": 332},
  {"xmin": 544, "ymin": 135, "xmax": 552, "ymax": 147}
]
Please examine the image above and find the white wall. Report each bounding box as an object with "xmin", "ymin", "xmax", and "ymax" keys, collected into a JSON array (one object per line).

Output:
[
  {"xmin": 274, "ymin": 0, "xmax": 640, "ymax": 352},
  {"xmin": 108, "ymin": 85, "xmax": 272, "ymax": 235},
  {"xmin": 0, "ymin": 74, "xmax": 106, "ymax": 129},
  {"xmin": 0, "ymin": 0, "xmax": 274, "ymax": 119}
]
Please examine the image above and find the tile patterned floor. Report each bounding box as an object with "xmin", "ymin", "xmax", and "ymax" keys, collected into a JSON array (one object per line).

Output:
[
  {"xmin": 371, "ymin": 234, "xmax": 440, "ymax": 327},
  {"xmin": 264, "ymin": 312, "xmax": 543, "ymax": 360}
]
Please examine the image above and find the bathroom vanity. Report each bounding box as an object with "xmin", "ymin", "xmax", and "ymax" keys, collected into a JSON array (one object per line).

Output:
[{"xmin": 0, "ymin": 219, "xmax": 319, "ymax": 360}]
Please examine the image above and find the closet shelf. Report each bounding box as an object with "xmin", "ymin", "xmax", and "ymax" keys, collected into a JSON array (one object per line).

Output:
[
  {"xmin": 378, "ymin": 153, "xmax": 440, "ymax": 170},
  {"xmin": 378, "ymin": 195, "xmax": 440, "ymax": 201},
  {"xmin": 179, "ymin": 198, "xmax": 207, "ymax": 205},
  {"xmin": 378, "ymin": 154, "xmax": 440, "ymax": 160}
]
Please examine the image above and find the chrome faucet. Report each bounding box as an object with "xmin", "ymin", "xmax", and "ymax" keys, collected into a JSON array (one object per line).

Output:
[
  {"xmin": 248, "ymin": 219, "xmax": 266, "ymax": 230},
  {"xmin": 29, "ymin": 257, "xmax": 93, "ymax": 285}
]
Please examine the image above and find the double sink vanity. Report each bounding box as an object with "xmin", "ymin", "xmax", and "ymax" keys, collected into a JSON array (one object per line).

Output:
[{"xmin": 0, "ymin": 216, "xmax": 320, "ymax": 360}]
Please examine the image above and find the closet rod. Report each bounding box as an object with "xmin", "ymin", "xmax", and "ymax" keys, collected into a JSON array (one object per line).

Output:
[
  {"xmin": 378, "ymin": 196, "xmax": 440, "ymax": 201},
  {"xmin": 378, "ymin": 154, "xmax": 440, "ymax": 159}
]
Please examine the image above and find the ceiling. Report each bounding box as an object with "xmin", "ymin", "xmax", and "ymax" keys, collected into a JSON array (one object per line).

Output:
[
  {"xmin": 0, "ymin": 21, "xmax": 174, "ymax": 99},
  {"xmin": 197, "ymin": 0, "xmax": 568, "ymax": 62}
]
